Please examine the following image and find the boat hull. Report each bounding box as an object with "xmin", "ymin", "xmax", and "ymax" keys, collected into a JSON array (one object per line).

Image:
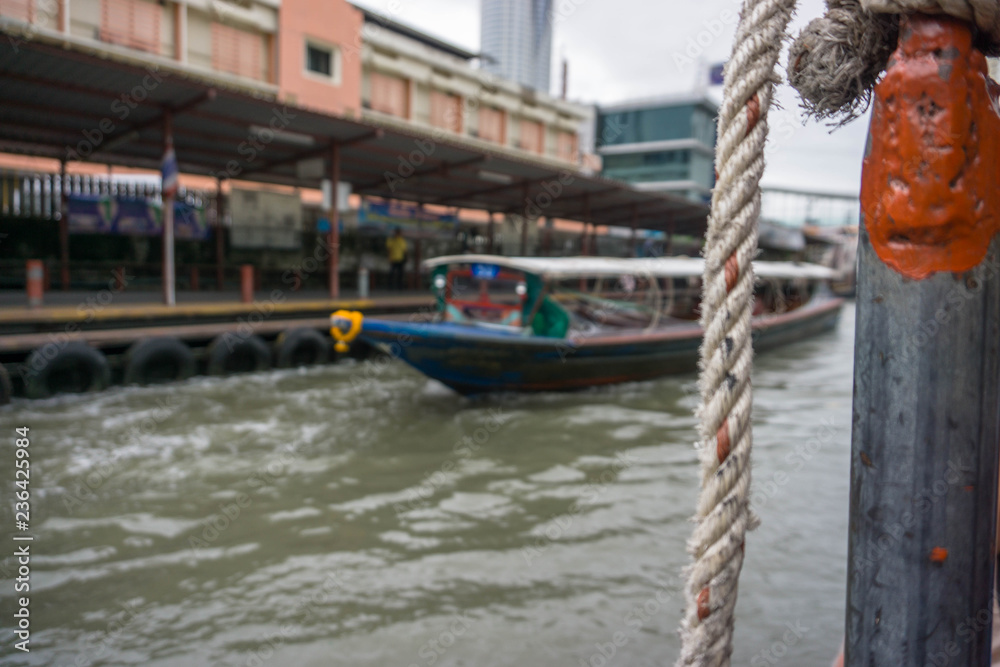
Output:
[{"xmin": 358, "ymin": 297, "xmax": 844, "ymax": 395}]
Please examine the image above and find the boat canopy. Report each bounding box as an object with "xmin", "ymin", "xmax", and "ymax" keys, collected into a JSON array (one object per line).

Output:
[{"xmin": 422, "ymin": 255, "xmax": 836, "ymax": 281}]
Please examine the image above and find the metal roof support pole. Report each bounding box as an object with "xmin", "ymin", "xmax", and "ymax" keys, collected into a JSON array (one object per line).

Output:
[
  {"xmin": 521, "ymin": 182, "xmax": 530, "ymax": 256},
  {"xmin": 846, "ymin": 14, "xmax": 1000, "ymax": 666},
  {"xmin": 215, "ymin": 178, "xmax": 225, "ymax": 291},
  {"xmin": 161, "ymin": 111, "xmax": 176, "ymax": 306},
  {"xmin": 487, "ymin": 212, "xmax": 495, "ymax": 254},
  {"xmin": 58, "ymin": 159, "xmax": 69, "ymax": 290},
  {"xmin": 666, "ymin": 221, "xmax": 675, "ymax": 257},
  {"xmin": 629, "ymin": 205, "xmax": 637, "ymax": 258},
  {"xmin": 542, "ymin": 216, "xmax": 552, "ymax": 257},
  {"xmin": 413, "ymin": 205, "xmax": 423, "ymax": 290},
  {"xmin": 327, "ymin": 143, "xmax": 341, "ymax": 300}
]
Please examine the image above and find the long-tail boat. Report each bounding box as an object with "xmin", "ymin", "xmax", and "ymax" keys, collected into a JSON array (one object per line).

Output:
[{"xmin": 332, "ymin": 255, "xmax": 844, "ymax": 395}]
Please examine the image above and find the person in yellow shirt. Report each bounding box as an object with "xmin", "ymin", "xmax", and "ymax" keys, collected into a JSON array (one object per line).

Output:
[{"xmin": 386, "ymin": 227, "xmax": 408, "ymax": 290}]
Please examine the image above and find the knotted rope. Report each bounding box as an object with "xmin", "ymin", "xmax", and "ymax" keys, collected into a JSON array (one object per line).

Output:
[
  {"xmin": 790, "ymin": 0, "xmax": 999, "ymax": 123},
  {"xmin": 676, "ymin": 0, "xmax": 1000, "ymax": 665}
]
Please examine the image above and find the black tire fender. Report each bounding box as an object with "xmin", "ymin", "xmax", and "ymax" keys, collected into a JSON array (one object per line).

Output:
[
  {"xmin": 206, "ymin": 333, "xmax": 272, "ymax": 376},
  {"xmin": 23, "ymin": 342, "xmax": 111, "ymax": 399},
  {"xmin": 0, "ymin": 364, "xmax": 11, "ymax": 405},
  {"xmin": 123, "ymin": 337, "xmax": 196, "ymax": 386},
  {"xmin": 274, "ymin": 327, "xmax": 330, "ymax": 368}
]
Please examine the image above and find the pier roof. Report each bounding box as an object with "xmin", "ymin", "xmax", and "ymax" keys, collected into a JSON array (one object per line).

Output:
[{"xmin": 0, "ymin": 33, "xmax": 709, "ymax": 236}]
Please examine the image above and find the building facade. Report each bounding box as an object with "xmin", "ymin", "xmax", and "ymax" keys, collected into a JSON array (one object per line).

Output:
[
  {"xmin": 595, "ymin": 94, "xmax": 718, "ymax": 202},
  {"xmin": 358, "ymin": 7, "xmax": 587, "ymax": 166},
  {"xmin": 0, "ymin": 0, "xmax": 585, "ymax": 166},
  {"xmin": 480, "ymin": 0, "xmax": 552, "ymax": 94}
]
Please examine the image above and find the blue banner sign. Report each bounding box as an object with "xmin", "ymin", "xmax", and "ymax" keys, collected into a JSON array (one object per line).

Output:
[
  {"xmin": 358, "ymin": 201, "xmax": 458, "ymax": 238},
  {"xmin": 67, "ymin": 195, "xmax": 209, "ymax": 240}
]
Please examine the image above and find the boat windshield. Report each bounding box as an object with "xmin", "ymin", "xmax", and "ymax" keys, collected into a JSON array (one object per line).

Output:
[{"xmin": 440, "ymin": 268, "xmax": 528, "ymax": 328}]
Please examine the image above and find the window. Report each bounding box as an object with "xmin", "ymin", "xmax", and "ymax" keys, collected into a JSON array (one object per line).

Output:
[
  {"xmin": 370, "ymin": 71, "xmax": 409, "ymax": 118},
  {"xmin": 306, "ymin": 44, "xmax": 331, "ymax": 77},
  {"xmin": 304, "ymin": 41, "xmax": 340, "ymax": 83},
  {"xmin": 519, "ymin": 119, "xmax": 543, "ymax": 153},
  {"xmin": 478, "ymin": 107, "xmax": 506, "ymax": 145},
  {"xmin": 430, "ymin": 91, "xmax": 461, "ymax": 132},
  {"xmin": 101, "ymin": 0, "xmax": 160, "ymax": 53},
  {"xmin": 0, "ymin": 0, "xmax": 33, "ymax": 23},
  {"xmin": 212, "ymin": 22, "xmax": 264, "ymax": 81},
  {"xmin": 556, "ymin": 131, "xmax": 578, "ymax": 162}
]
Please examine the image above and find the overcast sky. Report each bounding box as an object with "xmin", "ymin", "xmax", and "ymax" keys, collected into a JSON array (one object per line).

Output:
[{"xmin": 352, "ymin": 0, "xmax": 871, "ymax": 195}]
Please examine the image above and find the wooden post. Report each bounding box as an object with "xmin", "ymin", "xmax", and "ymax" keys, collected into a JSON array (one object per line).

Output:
[
  {"xmin": 846, "ymin": 14, "xmax": 1000, "ymax": 667},
  {"xmin": 58, "ymin": 160, "xmax": 69, "ymax": 290},
  {"xmin": 328, "ymin": 143, "xmax": 341, "ymax": 299},
  {"xmin": 240, "ymin": 265, "xmax": 254, "ymax": 303},
  {"xmin": 215, "ymin": 178, "xmax": 225, "ymax": 291},
  {"xmin": 26, "ymin": 260, "xmax": 43, "ymax": 308}
]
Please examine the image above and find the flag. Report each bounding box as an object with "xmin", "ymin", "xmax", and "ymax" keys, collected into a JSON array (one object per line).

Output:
[
  {"xmin": 161, "ymin": 145, "xmax": 179, "ymax": 198},
  {"xmin": 709, "ymin": 62, "xmax": 726, "ymax": 86}
]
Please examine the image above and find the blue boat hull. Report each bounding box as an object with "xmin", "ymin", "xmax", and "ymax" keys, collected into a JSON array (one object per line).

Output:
[{"xmin": 358, "ymin": 298, "xmax": 844, "ymax": 395}]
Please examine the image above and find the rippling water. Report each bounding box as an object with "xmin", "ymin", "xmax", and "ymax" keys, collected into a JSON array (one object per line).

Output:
[{"xmin": 0, "ymin": 304, "xmax": 855, "ymax": 667}]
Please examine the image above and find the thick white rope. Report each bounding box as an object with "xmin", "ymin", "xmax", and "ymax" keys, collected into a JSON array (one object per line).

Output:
[
  {"xmin": 675, "ymin": 1, "xmax": 796, "ymax": 665},
  {"xmin": 676, "ymin": 0, "xmax": 999, "ymax": 665}
]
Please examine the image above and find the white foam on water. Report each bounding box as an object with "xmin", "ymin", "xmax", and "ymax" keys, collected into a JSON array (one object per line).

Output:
[
  {"xmin": 267, "ymin": 507, "xmax": 323, "ymax": 523},
  {"xmin": 527, "ymin": 465, "xmax": 587, "ymax": 484}
]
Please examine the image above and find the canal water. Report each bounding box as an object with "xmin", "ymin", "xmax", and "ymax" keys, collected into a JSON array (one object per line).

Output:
[{"xmin": 0, "ymin": 304, "xmax": 855, "ymax": 667}]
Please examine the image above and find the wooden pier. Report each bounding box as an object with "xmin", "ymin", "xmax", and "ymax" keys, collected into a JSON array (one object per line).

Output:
[{"xmin": 0, "ymin": 293, "xmax": 434, "ymax": 401}]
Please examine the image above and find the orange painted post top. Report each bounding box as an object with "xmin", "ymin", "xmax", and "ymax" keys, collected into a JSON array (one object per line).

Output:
[
  {"xmin": 26, "ymin": 260, "xmax": 44, "ymax": 308},
  {"xmin": 240, "ymin": 265, "xmax": 255, "ymax": 304},
  {"xmin": 277, "ymin": 0, "xmax": 363, "ymax": 117},
  {"xmin": 861, "ymin": 14, "xmax": 1000, "ymax": 280}
]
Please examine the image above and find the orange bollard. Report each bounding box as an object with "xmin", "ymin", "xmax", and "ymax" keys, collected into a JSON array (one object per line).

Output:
[
  {"xmin": 26, "ymin": 260, "xmax": 44, "ymax": 308},
  {"xmin": 240, "ymin": 265, "xmax": 254, "ymax": 303}
]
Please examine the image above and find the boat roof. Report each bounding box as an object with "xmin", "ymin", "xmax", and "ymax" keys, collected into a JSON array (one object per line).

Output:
[{"xmin": 422, "ymin": 255, "xmax": 836, "ymax": 280}]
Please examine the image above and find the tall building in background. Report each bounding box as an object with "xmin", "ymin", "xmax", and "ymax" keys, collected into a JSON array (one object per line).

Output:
[
  {"xmin": 596, "ymin": 93, "xmax": 718, "ymax": 202},
  {"xmin": 481, "ymin": 0, "xmax": 553, "ymax": 93}
]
